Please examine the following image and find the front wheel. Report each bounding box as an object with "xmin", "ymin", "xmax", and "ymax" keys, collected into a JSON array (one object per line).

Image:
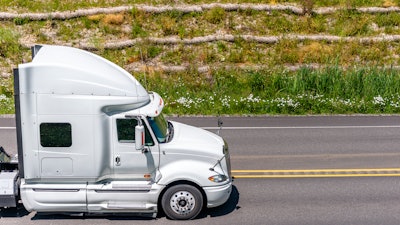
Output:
[{"xmin": 161, "ymin": 184, "xmax": 204, "ymax": 220}]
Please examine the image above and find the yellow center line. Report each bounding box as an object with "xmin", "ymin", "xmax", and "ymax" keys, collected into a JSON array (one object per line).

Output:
[
  {"xmin": 233, "ymin": 168, "xmax": 400, "ymax": 172},
  {"xmin": 231, "ymin": 168, "xmax": 400, "ymax": 178}
]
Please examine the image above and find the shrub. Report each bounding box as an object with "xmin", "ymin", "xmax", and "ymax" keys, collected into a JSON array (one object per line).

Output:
[
  {"xmin": 103, "ymin": 14, "xmax": 125, "ymax": 25},
  {"xmin": 0, "ymin": 28, "xmax": 20, "ymax": 59},
  {"xmin": 205, "ymin": 7, "xmax": 226, "ymax": 24},
  {"xmin": 301, "ymin": 0, "xmax": 315, "ymax": 15}
]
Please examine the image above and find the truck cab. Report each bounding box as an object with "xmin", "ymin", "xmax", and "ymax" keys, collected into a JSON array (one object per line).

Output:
[{"xmin": 10, "ymin": 45, "xmax": 232, "ymax": 220}]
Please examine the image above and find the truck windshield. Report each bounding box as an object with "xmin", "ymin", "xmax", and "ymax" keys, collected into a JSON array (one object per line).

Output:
[{"xmin": 148, "ymin": 114, "xmax": 169, "ymax": 143}]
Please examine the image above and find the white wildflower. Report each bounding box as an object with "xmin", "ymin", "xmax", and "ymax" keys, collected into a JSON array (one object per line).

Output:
[
  {"xmin": 221, "ymin": 96, "xmax": 231, "ymax": 108},
  {"xmin": 373, "ymin": 95, "xmax": 385, "ymax": 106},
  {"xmin": 273, "ymin": 97, "xmax": 299, "ymax": 108},
  {"xmin": 176, "ymin": 97, "xmax": 194, "ymax": 108}
]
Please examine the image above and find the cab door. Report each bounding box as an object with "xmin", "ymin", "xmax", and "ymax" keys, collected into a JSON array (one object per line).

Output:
[
  {"xmin": 112, "ymin": 116, "xmax": 160, "ymax": 181},
  {"xmin": 86, "ymin": 116, "xmax": 160, "ymax": 212}
]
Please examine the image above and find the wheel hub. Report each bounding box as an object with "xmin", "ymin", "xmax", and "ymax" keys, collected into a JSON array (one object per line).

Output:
[
  {"xmin": 178, "ymin": 199, "xmax": 187, "ymax": 207},
  {"xmin": 170, "ymin": 191, "xmax": 196, "ymax": 215}
]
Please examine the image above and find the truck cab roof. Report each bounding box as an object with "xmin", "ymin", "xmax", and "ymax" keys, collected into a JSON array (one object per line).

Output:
[{"xmin": 19, "ymin": 45, "xmax": 149, "ymax": 100}]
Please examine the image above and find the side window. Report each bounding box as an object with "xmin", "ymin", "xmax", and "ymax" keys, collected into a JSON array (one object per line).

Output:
[
  {"xmin": 116, "ymin": 119, "xmax": 138, "ymax": 142},
  {"xmin": 40, "ymin": 123, "xmax": 72, "ymax": 147},
  {"xmin": 116, "ymin": 119, "xmax": 154, "ymax": 145}
]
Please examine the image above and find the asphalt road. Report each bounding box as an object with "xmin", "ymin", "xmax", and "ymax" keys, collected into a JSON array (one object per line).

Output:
[
  {"xmin": 2, "ymin": 115, "xmax": 400, "ymax": 224},
  {"xmin": 172, "ymin": 115, "xmax": 400, "ymax": 170}
]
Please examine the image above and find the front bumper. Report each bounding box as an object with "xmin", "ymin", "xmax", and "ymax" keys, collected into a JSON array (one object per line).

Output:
[{"xmin": 203, "ymin": 181, "xmax": 232, "ymax": 208}]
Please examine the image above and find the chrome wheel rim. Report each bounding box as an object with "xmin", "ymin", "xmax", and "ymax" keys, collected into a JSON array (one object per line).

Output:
[{"xmin": 169, "ymin": 191, "xmax": 196, "ymax": 215}]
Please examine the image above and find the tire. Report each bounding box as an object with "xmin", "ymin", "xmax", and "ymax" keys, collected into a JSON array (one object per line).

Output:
[{"xmin": 161, "ymin": 184, "xmax": 204, "ymax": 220}]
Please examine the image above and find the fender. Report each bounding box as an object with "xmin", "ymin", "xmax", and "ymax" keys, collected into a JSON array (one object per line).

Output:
[{"xmin": 157, "ymin": 159, "xmax": 225, "ymax": 187}]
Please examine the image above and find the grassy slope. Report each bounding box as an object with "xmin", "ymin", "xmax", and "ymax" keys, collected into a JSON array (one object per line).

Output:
[
  {"xmin": 2, "ymin": 0, "xmax": 400, "ymax": 115},
  {"xmin": 0, "ymin": 0, "xmax": 393, "ymax": 12}
]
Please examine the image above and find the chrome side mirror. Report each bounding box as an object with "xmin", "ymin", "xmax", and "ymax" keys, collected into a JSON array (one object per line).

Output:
[{"xmin": 135, "ymin": 124, "xmax": 145, "ymax": 151}]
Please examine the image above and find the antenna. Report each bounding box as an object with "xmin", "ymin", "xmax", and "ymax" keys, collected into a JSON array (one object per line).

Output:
[{"xmin": 217, "ymin": 116, "xmax": 223, "ymax": 135}]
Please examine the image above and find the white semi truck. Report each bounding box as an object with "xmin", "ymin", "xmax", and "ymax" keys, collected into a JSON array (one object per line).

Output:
[{"xmin": 0, "ymin": 45, "xmax": 232, "ymax": 220}]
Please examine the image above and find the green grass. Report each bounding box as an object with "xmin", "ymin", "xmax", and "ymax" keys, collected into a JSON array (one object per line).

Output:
[
  {"xmin": 131, "ymin": 67, "xmax": 400, "ymax": 115},
  {"xmin": 0, "ymin": 27, "xmax": 22, "ymax": 60},
  {"xmin": 0, "ymin": 77, "xmax": 14, "ymax": 114},
  {"xmin": 2, "ymin": 63, "xmax": 400, "ymax": 115}
]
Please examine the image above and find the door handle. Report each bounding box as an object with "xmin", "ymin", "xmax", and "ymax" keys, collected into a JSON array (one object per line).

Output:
[{"xmin": 115, "ymin": 156, "xmax": 121, "ymax": 166}]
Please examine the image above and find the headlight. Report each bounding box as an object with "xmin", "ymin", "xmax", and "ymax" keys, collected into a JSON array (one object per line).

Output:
[{"xmin": 208, "ymin": 174, "xmax": 228, "ymax": 183}]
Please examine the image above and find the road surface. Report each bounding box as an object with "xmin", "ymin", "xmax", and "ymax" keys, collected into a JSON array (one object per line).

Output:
[{"xmin": 1, "ymin": 115, "xmax": 400, "ymax": 225}]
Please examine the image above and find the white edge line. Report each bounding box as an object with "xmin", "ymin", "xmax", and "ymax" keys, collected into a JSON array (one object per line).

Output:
[
  {"xmin": 2, "ymin": 125, "xmax": 400, "ymax": 130},
  {"xmin": 202, "ymin": 125, "xmax": 400, "ymax": 130},
  {"xmin": 0, "ymin": 127, "xmax": 16, "ymax": 130}
]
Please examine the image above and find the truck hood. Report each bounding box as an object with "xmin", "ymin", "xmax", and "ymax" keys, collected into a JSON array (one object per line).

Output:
[{"xmin": 161, "ymin": 121, "xmax": 224, "ymax": 158}]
